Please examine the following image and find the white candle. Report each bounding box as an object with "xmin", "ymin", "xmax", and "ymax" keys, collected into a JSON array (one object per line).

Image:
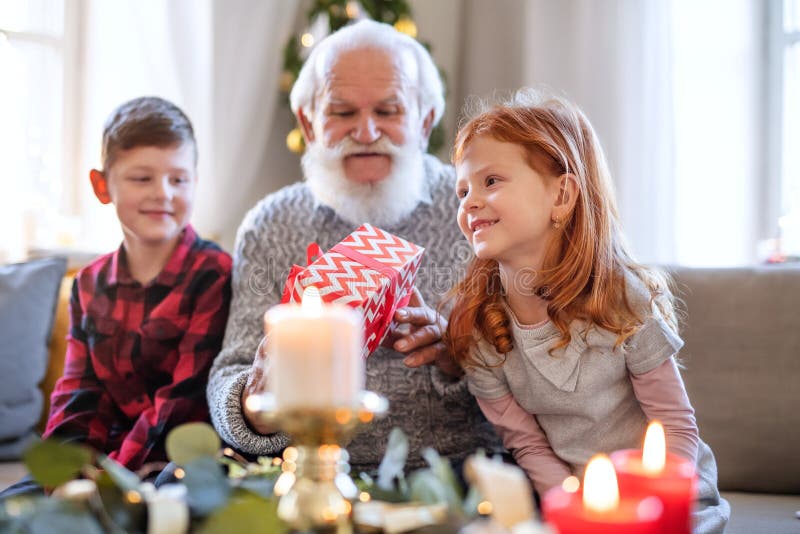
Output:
[{"xmin": 264, "ymin": 286, "xmax": 364, "ymax": 409}]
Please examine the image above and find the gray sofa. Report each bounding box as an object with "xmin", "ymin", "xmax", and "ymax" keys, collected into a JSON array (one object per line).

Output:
[
  {"xmin": 2, "ymin": 265, "xmax": 798, "ymax": 533},
  {"xmin": 670, "ymin": 266, "xmax": 800, "ymax": 534}
]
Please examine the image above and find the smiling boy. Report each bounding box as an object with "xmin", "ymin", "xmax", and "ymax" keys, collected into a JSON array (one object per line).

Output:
[{"xmin": 44, "ymin": 97, "xmax": 231, "ymax": 471}]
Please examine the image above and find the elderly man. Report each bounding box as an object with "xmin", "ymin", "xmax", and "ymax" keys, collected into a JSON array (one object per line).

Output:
[{"xmin": 208, "ymin": 19, "xmax": 500, "ymax": 473}]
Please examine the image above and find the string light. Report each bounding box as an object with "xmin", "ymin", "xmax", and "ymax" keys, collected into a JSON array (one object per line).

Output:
[
  {"xmin": 286, "ymin": 128, "xmax": 305, "ymax": 153},
  {"xmin": 393, "ymin": 16, "xmax": 417, "ymax": 39},
  {"xmin": 477, "ymin": 500, "xmax": 493, "ymax": 515},
  {"xmin": 300, "ymin": 32, "xmax": 315, "ymax": 48},
  {"xmin": 346, "ymin": 1, "xmax": 360, "ymax": 18}
]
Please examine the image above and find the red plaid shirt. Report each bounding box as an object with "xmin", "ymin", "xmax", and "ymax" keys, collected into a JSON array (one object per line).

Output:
[{"xmin": 44, "ymin": 226, "xmax": 231, "ymax": 470}]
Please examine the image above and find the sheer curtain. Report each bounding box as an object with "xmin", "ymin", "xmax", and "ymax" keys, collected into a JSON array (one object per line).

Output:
[
  {"xmin": 77, "ymin": 0, "xmax": 213, "ymax": 252},
  {"xmin": 671, "ymin": 0, "xmax": 763, "ymax": 266},
  {"xmin": 73, "ymin": 0, "xmax": 301, "ymax": 252},
  {"xmin": 522, "ymin": 0, "xmax": 678, "ymax": 264},
  {"xmin": 202, "ymin": 0, "xmax": 301, "ymax": 249},
  {"xmin": 451, "ymin": 0, "xmax": 676, "ymax": 264},
  {"xmin": 4, "ymin": 0, "xmax": 765, "ymax": 263},
  {"xmin": 444, "ymin": 0, "xmax": 764, "ymax": 266}
]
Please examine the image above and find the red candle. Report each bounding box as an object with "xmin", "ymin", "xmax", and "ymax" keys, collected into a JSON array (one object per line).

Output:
[
  {"xmin": 611, "ymin": 422, "xmax": 697, "ymax": 534},
  {"xmin": 543, "ymin": 455, "xmax": 663, "ymax": 534}
]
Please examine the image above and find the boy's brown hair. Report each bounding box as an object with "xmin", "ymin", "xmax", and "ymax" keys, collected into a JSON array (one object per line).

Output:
[{"xmin": 101, "ymin": 96, "xmax": 196, "ymax": 172}]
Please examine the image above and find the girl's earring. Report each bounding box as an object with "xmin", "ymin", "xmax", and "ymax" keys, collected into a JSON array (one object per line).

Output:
[{"xmin": 552, "ymin": 216, "xmax": 561, "ymax": 229}]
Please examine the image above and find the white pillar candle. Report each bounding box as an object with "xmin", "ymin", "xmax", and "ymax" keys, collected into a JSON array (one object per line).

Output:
[{"xmin": 265, "ymin": 286, "xmax": 364, "ymax": 409}]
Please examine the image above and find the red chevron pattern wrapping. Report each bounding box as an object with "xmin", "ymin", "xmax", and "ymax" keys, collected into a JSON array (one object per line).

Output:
[{"xmin": 280, "ymin": 224, "xmax": 425, "ymax": 358}]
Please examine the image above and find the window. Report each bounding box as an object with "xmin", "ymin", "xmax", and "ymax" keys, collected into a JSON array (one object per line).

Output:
[
  {"xmin": 0, "ymin": 1, "xmax": 211, "ymax": 262},
  {"xmin": 0, "ymin": 0, "xmax": 73, "ymax": 262},
  {"xmin": 672, "ymin": 0, "xmax": 798, "ymax": 265},
  {"xmin": 775, "ymin": 0, "xmax": 800, "ymax": 256}
]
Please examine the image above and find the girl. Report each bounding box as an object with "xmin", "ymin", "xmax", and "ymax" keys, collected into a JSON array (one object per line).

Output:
[{"xmin": 446, "ymin": 91, "xmax": 729, "ymax": 533}]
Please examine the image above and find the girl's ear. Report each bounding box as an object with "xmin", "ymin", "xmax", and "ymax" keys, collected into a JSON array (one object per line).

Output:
[
  {"xmin": 551, "ymin": 173, "xmax": 579, "ymax": 221},
  {"xmin": 89, "ymin": 169, "xmax": 112, "ymax": 204}
]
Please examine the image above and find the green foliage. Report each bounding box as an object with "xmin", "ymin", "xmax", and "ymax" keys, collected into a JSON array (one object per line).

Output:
[
  {"xmin": 23, "ymin": 439, "xmax": 92, "ymax": 488},
  {"xmin": 6, "ymin": 424, "xmax": 486, "ymax": 532},
  {"xmin": 1, "ymin": 497, "xmax": 105, "ymax": 534},
  {"xmin": 358, "ymin": 0, "xmax": 411, "ymax": 24},
  {"xmin": 166, "ymin": 422, "xmax": 222, "ymax": 466},
  {"xmin": 407, "ymin": 448, "xmax": 465, "ymax": 517},
  {"xmin": 94, "ymin": 471, "xmax": 147, "ymax": 533},
  {"xmin": 198, "ymin": 491, "xmax": 286, "ymax": 534},
  {"xmin": 236, "ymin": 475, "xmax": 277, "ymax": 499},
  {"xmin": 461, "ymin": 485, "xmax": 483, "ymax": 517},
  {"xmin": 98, "ymin": 454, "xmax": 141, "ymax": 492},
  {"xmin": 27, "ymin": 509, "xmax": 105, "ymax": 534},
  {"xmin": 377, "ymin": 427, "xmax": 409, "ymax": 490},
  {"xmin": 182, "ymin": 456, "xmax": 233, "ymax": 517}
]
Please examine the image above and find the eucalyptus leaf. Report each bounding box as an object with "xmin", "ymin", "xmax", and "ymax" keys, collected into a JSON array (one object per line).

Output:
[
  {"xmin": 376, "ymin": 427, "xmax": 409, "ymax": 490},
  {"xmin": 462, "ymin": 485, "xmax": 482, "ymax": 518},
  {"xmin": 166, "ymin": 422, "xmax": 221, "ymax": 466},
  {"xmin": 28, "ymin": 505, "xmax": 105, "ymax": 534},
  {"xmin": 219, "ymin": 457, "xmax": 247, "ymax": 479},
  {"xmin": 237, "ymin": 476, "xmax": 276, "ymax": 499},
  {"xmin": 422, "ymin": 448, "xmax": 464, "ymax": 500},
  {"xmin": 198, "ymin": 492, "xmax": 286, "ymax": 534},
  {"xmin": 409, "ymin": 455, "xmax": 462, "ymax": 513},
  {"xmin": 183, "ymin": 456, "xmax": 232, "ymax": 516},
  {"xmin": 23, "ymin": 439, "xmax": 92, "ymax": 488},
  {"xmin": 0, "ymin": 519, "xmax": 22, "ymax": 534},
  {"xmin": 408, "ymin": 469, "xmax": 450, "ymax": 506},
  {"xmin": 98, "ymin": 455, "xmax": 141, "ymax": 492},
  {"xmin": 94, "ymin": 471, "xmax": 147, "ymax": 534},
  {"xmin": 1, "ymin": 495, "xmax": 60, "ymax": 532},
  {"xmin": 365, "ymin": 483, "xmax": 409, "ymax": 503}
]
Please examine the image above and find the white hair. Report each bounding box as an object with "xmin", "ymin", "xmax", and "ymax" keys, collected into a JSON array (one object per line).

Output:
[{"xmin": 289, "ymin": 19, "xmax": 445, "ymax": 128}]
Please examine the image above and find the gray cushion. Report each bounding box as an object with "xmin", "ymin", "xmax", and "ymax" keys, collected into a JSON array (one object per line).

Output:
[
  {"xmin": 670, "ymin": 266, "xmax": 800, "ymax": 494},
  {"xmin": 721, "ymin": 491, "xmax": 800, "ymax": 534},
  {"xmin": 0, "ymin": 256, "xmax": 66, "ymax": 459}
]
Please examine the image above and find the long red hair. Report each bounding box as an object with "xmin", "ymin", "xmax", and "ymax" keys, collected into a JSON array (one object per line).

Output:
[{"xmin": 445, "ymin": 91, "xmax": 676, "ymax": 368}]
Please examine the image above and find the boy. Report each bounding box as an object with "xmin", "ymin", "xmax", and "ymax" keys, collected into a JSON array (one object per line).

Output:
[{"xmin": 44, "ymin": 96, "xmax": 231, "ymax": 471}]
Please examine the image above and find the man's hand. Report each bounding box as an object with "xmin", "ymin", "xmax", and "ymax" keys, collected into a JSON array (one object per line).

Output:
[
  {"xmin": 388, "ymin": 287, "xmax": 463, "ymax": 377},
  {"xmin": 241, "ymin": 337, "xmax": 278, "ymax": 434}
]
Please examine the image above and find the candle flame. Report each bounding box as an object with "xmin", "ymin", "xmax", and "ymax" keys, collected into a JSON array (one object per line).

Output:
[
  {"xmin": 582, "ymin": 455, "xmax": 619, "ymax": 513},
  {"xmin": 302, "ymin": 286, "xmax": 323, "ymax": 314},
  {"xmin": 642, "ymin": 420, "xmax": 666, "ymax": 474}
]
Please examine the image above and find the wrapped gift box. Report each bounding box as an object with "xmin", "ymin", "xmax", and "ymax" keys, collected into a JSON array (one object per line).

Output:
[{"xmin": 281, "ymin": 224, "xmax": 425, "ymax": 358}]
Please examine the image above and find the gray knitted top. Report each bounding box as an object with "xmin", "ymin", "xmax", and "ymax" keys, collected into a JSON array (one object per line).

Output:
[{"xmin": 207, "ymin": 154, "xmax": 501, "ymax": 472}]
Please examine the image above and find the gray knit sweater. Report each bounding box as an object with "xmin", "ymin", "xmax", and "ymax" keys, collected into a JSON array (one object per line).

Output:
[{"xmin": 207, "ymin": 155, "xmax": 501, "ymax": 472}]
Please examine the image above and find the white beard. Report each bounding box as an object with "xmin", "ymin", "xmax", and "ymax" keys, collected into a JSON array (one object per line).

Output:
[{"xmin": 302, "ymin": 135, "xmax": 429, "ymax": 228}]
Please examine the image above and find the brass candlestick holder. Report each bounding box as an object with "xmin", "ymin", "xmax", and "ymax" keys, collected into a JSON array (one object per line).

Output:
[{"xmin": 248, "ymin": 390, "xmax": 389, "ymax": 533}]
